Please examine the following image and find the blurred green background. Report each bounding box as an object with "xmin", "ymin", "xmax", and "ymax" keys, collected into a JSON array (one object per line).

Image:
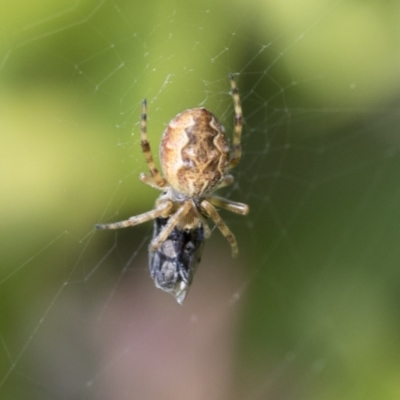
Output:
[{"xmin": 1, "ymin": 0, "xmax": 400, "ymax": 399}]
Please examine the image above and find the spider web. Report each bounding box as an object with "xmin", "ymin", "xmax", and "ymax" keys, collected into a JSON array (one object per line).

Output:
[{"xmin": 1, "ymin": 0, "xmax": 400, "ymax": 399}]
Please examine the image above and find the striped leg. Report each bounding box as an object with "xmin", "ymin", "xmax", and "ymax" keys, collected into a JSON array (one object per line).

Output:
[
  {"xmin": 200, "ymin": 199, "xmax": 238, "ymax": 257},
  {"xmin": 228, "ymin": 74, "xmax": 243, "ymax": 170},
  {"xmin": 140, "ymin": 99, "xmax": 167, "ymax": 188}
]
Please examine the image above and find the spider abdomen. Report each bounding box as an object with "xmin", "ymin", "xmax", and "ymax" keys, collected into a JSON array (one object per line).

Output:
[{"xmin": 160, "ymin": 108, "xmax": 230, "ymax": 198}]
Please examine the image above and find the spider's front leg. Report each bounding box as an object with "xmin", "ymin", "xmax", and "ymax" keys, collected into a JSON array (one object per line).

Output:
[
  {"xmin": 199, "ymin": 199, "xmax": 238, "ymax": 257},
  {"xmin": 150, "ymin": 201, "xmax": 192, "ymax": 251},
  {"xmin": 96, "ymin": 200, "xmax": 173, "ymax": 230},
  {"xmin": 207, "ymin": 195, "xmax": 249, "ymax": 216}
]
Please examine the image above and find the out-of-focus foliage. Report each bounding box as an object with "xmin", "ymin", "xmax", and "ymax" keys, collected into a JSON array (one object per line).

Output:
[{"xmin": 1, "ymin": 1, "xmax": 400, "ymax": 399}]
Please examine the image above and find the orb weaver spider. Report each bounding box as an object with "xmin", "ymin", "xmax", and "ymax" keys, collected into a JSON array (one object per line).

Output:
[{"xmin": 96, "ymin": 75, "xmax": 249, "ymax": 303}]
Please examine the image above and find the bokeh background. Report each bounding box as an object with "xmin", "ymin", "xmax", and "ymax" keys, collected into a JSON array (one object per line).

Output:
[{"xmin": 1, "ymin": 0, "xmax": 400, "ymax": 399}]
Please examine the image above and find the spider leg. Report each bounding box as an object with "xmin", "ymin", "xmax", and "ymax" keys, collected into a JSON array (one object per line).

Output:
[
  {"xmin": 139, "ymin": 173, "xmax": 166, "ymax": 190},
  {"xmin": 215, "ymin": 174, "xmax": 234, "ymax": 190},
  {"xmin": 96, "ymin": 200, "xmax": 173, "ymax": 230},
  {"xmin": 200, "ymin": 199, "xmax": 238, "ymax": 257},
  {"xmin": 203, "ymin": 221, "xmax": 211, "ymax": 239},
  {"xmin": 207, "ymin": 195, "xmax": 249, "ymax": 216},
  {"xmin": 228, "ymin": 74, "xmax": 243, "ymax": 170},
  {"xmin": 150, "ymin": 201, "xmax": 192, "ymax": 251},
  {"xmin": 140, "ymin": 99, "xmax": 168, "ymax": 188}
]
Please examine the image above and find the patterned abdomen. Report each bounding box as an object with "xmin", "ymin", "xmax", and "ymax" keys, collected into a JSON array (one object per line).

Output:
[{"xmin": 160, "ymin": 108, "xmax": 230, "ymax": 197}]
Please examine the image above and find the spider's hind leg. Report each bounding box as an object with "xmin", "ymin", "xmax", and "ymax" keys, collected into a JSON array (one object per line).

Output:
[
  {"xmin": 140, "ymin": 173, "xmax": 167, "ymax": 190},
  {"xmin": 140, "ymin": 99, "xmax": 168, "ymax": 188},
  {"xmin": 215, "ymin": 174, "xmax": 234, "ymax": 190},
  {"xmin": 228, "ymin": 74, "xmax": 243, "ymax": 170}
]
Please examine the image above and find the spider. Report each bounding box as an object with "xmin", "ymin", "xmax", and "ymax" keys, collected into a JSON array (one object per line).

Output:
[{"xmin": 96, "ymin": 75, "xmax": 249, "ymax": 303}]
